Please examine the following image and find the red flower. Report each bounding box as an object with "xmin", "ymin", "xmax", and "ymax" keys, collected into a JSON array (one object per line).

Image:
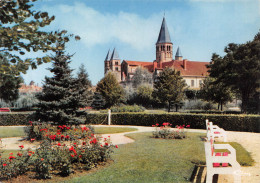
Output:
[
  {"xmin": 28, "ymin": 154, "xmax": 31, "ymax": 156},
  {"xmin": 100, "ymin": 145, "xmax": 103, "ymax": 147},
  {"xmin": 19, "ymin": 145, "xmax": 24, "ymax": 149},
  {"xmin": 82, "ymin": 142, "xmax": 86, "ymax": 145},
  {"xmin": 9, "ymin": 156, "xmax": 15, "ymax": 160},
  {"xmin": 9, "ymin": 153, "xmax": 13, "ymax": 155},
  {"xmin": 186, "ymin": 125, "xmax": 190, "ymax": 128},
  {"xmin": 70, "ymin": 154, "xmax": 74, "ymax": 157},
  {"xmin": 31, "ymin": 138, "xmax": 35, "ymax": 142},
  {"xmin": 61, "ymin": 135, "xmax": 65, "ymax": 139},
  {"xmin": 17, "ymin": 153, "xmax": 23, "ymax": 157},
  {"xmin": 79, "ymin": 155, "xmax": 82, "ymax": 158},
  {"xmin": 69, "ymin": 146, "xmax": 74, "ymax": 151},
  {"xmin": 3, "ymin": 163, "xmax": 7, "ymax": 166},
  {"xmin": 41, "ymin": 158, "xmax": 44, "ymax": 161},
  {"xmin": 115, "ymin": 145, "xmax": 118, "ymax": 148},
  {"xmin": 156, "ymin": 123, "xmax": 159, "ymax": 126},
  {"xmin": 29, "ymin": 121, "xmax": 33, "ymax": 126},
  {"xmin": 57, "ymin": 143, "xmax": 61, "ymax": 146},
  {"xmin": 152, "ymin": 125, "xmax": 155, "ymax": 127},
  {"xmin": 65, "ymin": 135, "xmax": 70, "ymax": 139},
  {"xmin": 105, "ymin": 143, "xmax": 109, "ymax": 146}
]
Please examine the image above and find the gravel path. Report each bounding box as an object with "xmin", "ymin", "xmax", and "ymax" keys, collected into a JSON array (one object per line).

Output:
[{"xmin": 1, "ymin": 125, "xmax": 259, "ymax": 183}]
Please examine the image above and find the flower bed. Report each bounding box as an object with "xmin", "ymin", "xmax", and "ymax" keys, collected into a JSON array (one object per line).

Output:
[
  {"xmin": 152, "ymin": 122, "xmax": 190, "ymax": 139},
  {"xmin": 0, "ymin": 121, "xmax": 117, "ymax": 181}
]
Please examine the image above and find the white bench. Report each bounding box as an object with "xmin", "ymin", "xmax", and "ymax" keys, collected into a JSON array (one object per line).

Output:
[
  {"xmin": 206, "ymin": 119, "xmax": 227, "ymax": 142},
  {"xmin": 204, "ymin": 139, "xmax": 241, "ymax": 183}
]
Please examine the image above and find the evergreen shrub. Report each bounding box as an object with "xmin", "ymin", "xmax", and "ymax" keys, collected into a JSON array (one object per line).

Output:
[
  {"xmin": 110, "ymin": 105, "xmax": 145, "ymax": 112},
  {"xmin": 85, "ymin": 113, "xmax": 260, "ymax": 132},
  {"xmin": 0, "ymin": 112, "xmax": 34, "ymax": 126}
]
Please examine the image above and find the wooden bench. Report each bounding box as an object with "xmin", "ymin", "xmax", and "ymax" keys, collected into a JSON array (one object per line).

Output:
[
  {"xmin": 0, "ymin": 108, "xmax": 11, "ymax": 112},
  {"xmin": 206, "ymin": 119, "xmax": 227, "ymax": 142},
  {"xmin": 204, "ymin": 139, "xmax": 241, "ymax": 183}
]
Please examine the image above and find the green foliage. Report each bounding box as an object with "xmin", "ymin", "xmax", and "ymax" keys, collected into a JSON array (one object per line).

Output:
[
  {"xmin": 13, "ymin": 93, "xmax": 39, "ymax": 110},
  {"xmin": 0, "ymin": 112, "xmax": 34, "ymax": 126},
  {"xmin": 0, "ymin": 0, "xmax": 80, "ymax": 75},
  {"xmin": 91, "ymin": 92, "xmax": 106, "ymax": 109},
  {"xmin": 76, "ymin": 64, "xmax": 93, "ymax": 107},
  {"xmin": 110, "ymin": 105, "xmax": 145, "ymax": 112},
  {"xmin": 0, "ymin": 123, "xmax": 116, "ymax": 181},
  {"xmin": 208, "ymin": 31, "xmax": 260, "ymax": 113},
  {"xmin": 200, "ymin": 77, "xmax": 233, "ymax": 111},
  {"xmin": 153, "ymin": 67, "xmax": 187, "ymax": 112},
  {"xmin": 131, "ymin": 67, "xmax": 153, "ymax": 88},
  {"xmin": 152, "ymin": 123, "xmax": 188, "ymax": 139},
  {"xmin": 96, "ymin": 72, "xmax": 125, "ymax": 108},
  {"xmin": 36, "ymin": 51, "xmax": 83, "ymax": 125},
  {"xmin": 85, "ymin": 113, "xmax": 260, "ymax": 132}
]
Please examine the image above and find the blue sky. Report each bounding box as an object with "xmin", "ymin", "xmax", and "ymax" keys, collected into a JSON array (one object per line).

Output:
[{"xmin": 21, "ymin": 0, "xmax": 260, "ymax": 86}]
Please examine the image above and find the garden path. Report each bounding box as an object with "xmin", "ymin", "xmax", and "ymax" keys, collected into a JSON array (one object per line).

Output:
[{"xmin": 1, "ymin": 125, "xmax": 259, "ymax": 183}]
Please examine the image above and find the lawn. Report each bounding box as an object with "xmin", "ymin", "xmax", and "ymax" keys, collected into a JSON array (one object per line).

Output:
[
  {"xmin": 0, "ymin": 126, "xmax": 26, "ymax": 138},
  {"xmin": 94, "ymin": 127, "xmax": 137, "ymax": 134},
  {"xmin": 66, "ymin": 132, "xmax": 206, "ymax": 183}
]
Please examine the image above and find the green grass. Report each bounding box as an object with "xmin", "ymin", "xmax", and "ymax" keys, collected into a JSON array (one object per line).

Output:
[
  {"xmin": 215, "ymin": 142, "xmax": 255, "ymax": 166},
  {"xmin": 66, "ymin": 132, "xmax": 206, "ymax": 183},
  {"xmin": 94, "ymin": 127, "xmax": 138, "ymax": 134},
  {"xmin": 0, "ymin": 126, "xmax": 26, "ymax": 138}
]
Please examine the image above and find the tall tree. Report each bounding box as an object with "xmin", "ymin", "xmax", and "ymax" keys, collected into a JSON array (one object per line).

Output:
[
  {"xmin": 131, "ymin": 67, "xmax": 153, "ymax": 88},
  {"xmin": 96, "ymin": 72, "xmax": 125, "ymax": 108},
  {"xmin": 208, "ymin": 31, "xmax": 260, "ymax": 113},
  {"xmin": 76, "ymin": 64, "xmax": 92, "ymax": 107},
  {"xmin": 153, "ymin": 67, "xmax": 187, "ymax": 112},
  {"xmin": 0, "ymin": 0, "xmax": 79, "ymax": 103},
  {"xmin": 136, "ymin": 84, "xmax": 153, "ymax": 107},
  {"xmin": 36, "ymin": 51, "xmax": 82, "ymax": 125},
  {"xmin": 200, "ymin": 77, "xmax": 233, "ymax": 111}
]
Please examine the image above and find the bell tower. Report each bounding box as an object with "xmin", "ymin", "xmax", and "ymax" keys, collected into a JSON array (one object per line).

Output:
[{"xmin": 156, "ymin": 17, "xmax": 173, "ymax": 65}]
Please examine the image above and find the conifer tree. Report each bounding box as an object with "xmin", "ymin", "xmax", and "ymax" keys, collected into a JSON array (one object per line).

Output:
[
  {"xmin": 36, "ymin": 51, "xmax": 82, "ymax": 124},
  {"xmin": 91, "ymin": 92, "xmax": 106, "ymax": 109},
  {"xmin": 153, "ymin": 67, "xmax": 187, "ymax": 112},
  {"xmin": 96, "ymin": 72, "xmax": 125, "ymax": 108},
  {"xmin": 76, "ymin": 64, "xmax": 92, "ymax": 107}
]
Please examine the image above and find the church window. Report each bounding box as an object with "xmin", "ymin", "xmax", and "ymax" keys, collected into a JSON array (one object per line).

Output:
[
  {"xmin": 156, "ymin": 46, "xmax": 159, "ymax": 52},
  {"xmin": 199, "ymin": 80, "xmax": 203, "ymax": 85},
  {"xmin": 115, "ymin": 67, "xmax": 119, "ymax": 71},
  {"xmin": 191, "ymin": 80, "xmax": 195, "ymax": 87},
  {"xmin": 115, "ymin": 61, "xmax": 119, "ymax": 65}
]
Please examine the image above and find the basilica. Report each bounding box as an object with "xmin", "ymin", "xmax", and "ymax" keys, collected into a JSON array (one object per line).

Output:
[{"xmin": 104, "ymin": 17, "xmax": 209, "ymax": 89}]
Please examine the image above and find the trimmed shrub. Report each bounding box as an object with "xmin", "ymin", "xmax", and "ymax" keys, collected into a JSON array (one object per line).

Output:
[
  {"xmin": 110, "ymin": 105, "xmax": 145, "ymax": 112},
  {"xmin": 85, "ymin": 113, "xmax": 260, "ymax": 132},
  {"xmin": 0, "ymin": 112, "xmax": 34, "ymax": 126}
]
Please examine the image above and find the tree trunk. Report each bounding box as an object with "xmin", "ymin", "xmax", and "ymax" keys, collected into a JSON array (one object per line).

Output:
[
  {"xmin": 168, "ymin": 102, "xmax": 171, "ymax": 112},
  {"xmin": 175, "ymin": 104, "xmax": 178, "ymax": 112},
  {"xmin": 220, "ymin": 101, "xmax": 223, "ymax": 111}
]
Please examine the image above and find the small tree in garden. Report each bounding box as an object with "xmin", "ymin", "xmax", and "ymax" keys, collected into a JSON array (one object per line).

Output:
[
  {"xmin": 96, "ymin": 72, "xmax": 125, "ymax": 108},
  {"xmin": 91, "ymin": 92, "xmax": 106, "ymax": 109},
  {"xmin": 153, "ymin": 67, "xmax": 187, "ymax": 112},
  {"xmin": 131, "ymin": 67, "xmax": 153, "ymax": 88},
  {"xmin": 36, "ymin": 51, "xmax": 82, "ymax": 124},
  {"xmin": 76, "ymin": 64, "xmax": 93, "ymax": 107}
]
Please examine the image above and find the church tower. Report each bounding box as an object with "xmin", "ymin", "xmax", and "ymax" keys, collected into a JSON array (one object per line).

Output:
[
  {"xmin": 156, "ymin": 17, "xmax": 173, "ymax": 66},
  {"xmin": 175, "ymin": 47, "xmax": 183, "ymax": 61},
  {"xmin": 104, "ymin": 49, "xmax": 112, "ymax": 74}
]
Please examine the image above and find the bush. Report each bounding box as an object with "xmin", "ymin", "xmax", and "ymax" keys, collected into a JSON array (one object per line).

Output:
[
  {"xmin": 110, "ymin": 105, "xmax": 145, "ymax": 113},
  {"xmin": 152, "ymin": 123, "xmax": 189, "ymax": 139},
  {"xmin": 0, "ymin": 122, "xmax": 117, "ymax": 181},
  {"xmin": 85, "ymin": 113, "xmax": 260, "ymax": 132},
  {"xmin": 0, "ymin": 112, "xmax": 34, "ymax": 126}
]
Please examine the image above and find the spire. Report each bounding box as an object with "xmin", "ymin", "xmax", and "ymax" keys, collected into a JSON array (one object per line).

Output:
[
  {"xmin": 156, "ymin": 17, "xmax": 171, "ymax": 44},
  {"xmin": 111, "ymin": 48, "xmax": 120, "ymax": 60},
  {"xmin": 104, "ymin": 49, "xmax": 112, "ymax": 61},
  {"xmin": 175, "ymin": 47, "xmax": 182, "ymax": 57}
]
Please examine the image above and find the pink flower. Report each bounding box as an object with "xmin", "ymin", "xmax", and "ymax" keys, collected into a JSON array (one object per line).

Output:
[
  {"xmin": 156, "ymin": 123, "xmax": 159, "ymax": 126},
  {"xmin": 186, "ymin": 125, "xmax": 190, "ymax": 128},
  {"xmin": 115, "ymin": 145, "xmax": 118, "ymax": 148}
]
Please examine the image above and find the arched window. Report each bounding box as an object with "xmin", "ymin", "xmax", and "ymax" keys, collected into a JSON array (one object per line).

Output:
[{"xmin": 191, "ymin": 80, "xmax": 195, "ymax": 87}]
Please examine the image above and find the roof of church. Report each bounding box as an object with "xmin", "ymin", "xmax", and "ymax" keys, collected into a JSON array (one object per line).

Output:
[
  {"xmin": 111, "ymin": 48, "xmax": 120, "ymax": 60},
  {"xmin": 123, "ymin": 59, "xmax": 209, "ymax": 76},
  {"xmin": 175, "ymin": 47, "xmax": 182, "ymax": 57},
  {"xmin": 104, "ymin": 49, "xmax": 112, "ymax": 61},
  {"xmin": 19, "ymin": 83, "xmax": 42, "ymax": 93},
  {"xmin": 156, "ymin": 17, "xmax": 172, "ymax": 44}
]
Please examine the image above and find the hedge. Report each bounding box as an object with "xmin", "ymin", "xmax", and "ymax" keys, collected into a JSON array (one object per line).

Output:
[
  {"xmin": 85, "ymin": 113, "xmax": 260, "ymax": 133},
  {"xmin": 1, "ymin": 112, "xmax": 259, "ymax": 133},
  {"xmin": 0, "ymin": 112, "xmax": 34, "ymax": 126}
]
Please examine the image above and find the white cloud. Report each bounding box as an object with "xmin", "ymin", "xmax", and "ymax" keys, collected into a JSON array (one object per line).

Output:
[{"xmin": 45, "ymin": 2, "xmax": 160, "ymax": 51}]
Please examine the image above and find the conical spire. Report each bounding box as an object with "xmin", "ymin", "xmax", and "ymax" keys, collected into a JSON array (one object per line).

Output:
[
  {"xmin": 104, "ymin": 49, "xmax": 112, "ymax": 61},
  {"xmin": 111, "ymin": 48, "xmax": 120, "ymax": 60},
  {"xmin": 175, "ymin": 47, "xmax": 182, "ymax": 57},
  {"xmin": 156, "ymin": 17, "xmax": 171, "ymax": 44}
]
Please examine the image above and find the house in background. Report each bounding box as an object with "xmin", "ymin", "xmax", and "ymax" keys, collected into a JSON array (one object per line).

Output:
[
  {"xmin": 19, "ymin": 81, "xmax": 42, "ymax": 95},
  {"xmin": 104, "ymin": 17, "xmax": 209, "ymax": 90}
]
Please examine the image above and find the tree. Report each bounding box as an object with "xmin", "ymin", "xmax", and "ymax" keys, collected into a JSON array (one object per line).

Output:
[
  {"xmin": 76, "ymin": 64, "xmax": 92, "ymax": 107},
  {"xmin": 136, "ymin": 84, "xmax": 153, "ymax": 108},
  {"xmin": 131, "ymin": 67, "xmax": 153, "ymax": 88},
  {"xmin": 208, "ymin": 31, "xmax": 260, "ymax": 113},
  {"xmin": 153, "ymin": 67, "xmax": 187, "ymax": 112},
  {"xmin": 91, "ymin": 92, "xmax": 106, "ymax": 109},
  {"xmin": 200, "ymin": 77, "xmax": 233, "ymax": 111},
  {"xmin": 0, "ymin": 0, "xmax": 79, "ymax": 103},
  {"xmin": 36, "ymin": 51, "xmax": 82, "ymax": 125},
  {"xmin": 96, "ymin": 72, "xmax": 125, "ymax": 108}
]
